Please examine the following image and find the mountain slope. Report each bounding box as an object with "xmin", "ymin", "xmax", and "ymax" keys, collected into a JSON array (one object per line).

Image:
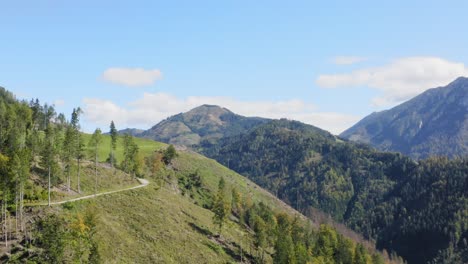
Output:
[
  {"xmin": 8, "ymin": 139, "xmax": 394, "ymax": 263},
  {"xmin": 140, "ymin": 104, "xmax": 269, "ymax": 146},
  {"xmin": 340, "ymin": 77, "xmax": 468, "ymax": 159},
  {"xmin": 90, "ymin": 148, "xmax": 399, "ymax": 263},
  {"xmin": 203, "ymin": 119, "xmax": 468, "ymax": 264}
]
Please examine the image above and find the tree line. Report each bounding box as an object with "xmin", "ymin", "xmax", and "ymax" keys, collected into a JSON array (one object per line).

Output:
[{"xmin": 0, "ymin": 88, "xmax": 145, "ymax": 252}]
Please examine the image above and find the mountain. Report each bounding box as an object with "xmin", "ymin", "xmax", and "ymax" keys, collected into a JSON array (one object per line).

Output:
[
  {"xmin": 115, "ymin": 128, "xmax": 145, "ymax": 137},
  {"xmin": 139, "ymin": 104, "xmax": 269, "ymax": 146},
  {"xmin": 340, "ymin": 77, "xmax": 468, "ymax": 159},
  {"xmin": 203, "ymin": 119, "xmax": 468, "ymax": 264}
]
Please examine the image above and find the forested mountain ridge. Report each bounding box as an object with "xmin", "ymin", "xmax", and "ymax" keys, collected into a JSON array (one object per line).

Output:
[
  {"xmin": 340, "ymin": 76, "xmax": 468, "ymax": 159},
  {"xmin": 203, "ymin": 119, "xmax": 468, "ymax": 264},
  {"xmin": 0, "ymin": 87, "xmax": 398, "ymax": 263},
  {"xmin": 139, "ymin": 104, "xmax": 270, "ymax": 146}
]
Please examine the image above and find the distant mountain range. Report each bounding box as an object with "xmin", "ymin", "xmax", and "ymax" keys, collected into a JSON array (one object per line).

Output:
[
  {"xmin": 340, "ymin": 77, "xmax": 468, "ymax": 159},
  {"xmin": 137, "ymin": 104, "xmax": 269, "ymax": 146}
]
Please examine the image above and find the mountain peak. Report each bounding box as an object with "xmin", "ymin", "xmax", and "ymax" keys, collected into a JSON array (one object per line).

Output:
[
  {"xmin": 451, "ymin": 76, "xmax": 468, "ymax": 84},
  {"xmin": 340, "ymin": 76, "xmax": 468, "ymax": 159},
  {"xmin": 186, "ymin": 104, "xmax": 232, "ymax": 116},
  {"xmin": 140, "ymin": 105, "xmax": 269, "ymax": 146}
]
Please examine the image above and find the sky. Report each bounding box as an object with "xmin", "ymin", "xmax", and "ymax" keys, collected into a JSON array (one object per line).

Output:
[{"xmin": 1, "ymin": 0, "xmax": 468, "ymax": 134}]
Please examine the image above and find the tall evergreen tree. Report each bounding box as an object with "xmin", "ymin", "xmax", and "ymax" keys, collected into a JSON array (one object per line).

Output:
[
  {"xmin": 212, "ymin": 177, "xmax": 230, "ymax": 235},
  {"xmin": 71, "ymin": 108, "xmax": 83, "ymax": 193},
  {"xmin": 109, "ymin": 121, "xmax": 117, "ymax": 168},
  {"xmin": 41, "ymin": 124, "xmax": 58, "ymax": 206},
  {"xmin": 274, "ymin": 213, "xmax": 296, "ymax": 264},
  {"xmin": 88, "ymin": 128, "xmax": 102, "ymax": 196}
]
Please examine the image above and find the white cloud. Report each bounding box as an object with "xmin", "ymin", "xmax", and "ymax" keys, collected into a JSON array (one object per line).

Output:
[
  {"xmin": 102, "ymin": 67, "xmax": 163, "ymax": 87},
  {"xmin": 332, "ymin": 56, "xmax": 367, "ymax": 65},
  {"xmin": 317, "ymin": 57, "xmax": 468, "ymax": 106},
  {"xmin": 83, "ymin": 93, "xmax": 360, "ymax": 135}
]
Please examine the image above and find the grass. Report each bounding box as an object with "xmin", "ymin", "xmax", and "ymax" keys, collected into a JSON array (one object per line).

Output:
[
  {"xmin": 65, "ymin": 146, "xmax": 310, "ymax": 263},
  {"xmin": 8, "ymin": 134, "xmax": 390, "ymax": 263},
  {"xmin": 20, "ymin": 133, "xmax": 311, "ymax": 263},
  {"xmin": 11, "ymin": 134, "xmax": 385, "ymax": 263},
  {"xmin": 81, "ymin": 133, "xmax": 166, "ymax": 163}
]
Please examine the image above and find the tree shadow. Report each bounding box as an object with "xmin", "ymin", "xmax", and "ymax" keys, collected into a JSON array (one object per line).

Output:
[{"xmin": 188, "ymin": 222, "xmax": 213, "ymax": 237}]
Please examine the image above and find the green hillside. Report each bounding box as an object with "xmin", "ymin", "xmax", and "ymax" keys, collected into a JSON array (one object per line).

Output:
[
  {"xmin": 81, "ymin": 132, "xmax": 166, "ymax": 163},
  {"xmin": 64, "ymin": 147, "xmax": 393, "ymax": 263},
  {"xmin": 7, "ymin": 137, "xmax": 394, "ymax": 263}
]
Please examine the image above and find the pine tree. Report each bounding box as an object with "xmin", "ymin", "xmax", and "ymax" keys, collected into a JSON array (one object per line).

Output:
[
  {"xmin": 274, "ymin": 213, "xmax": 296, "ymax": 264},
  {"xmin": 63, "ymin": 126, "xmax": 74, "ymax": 192},
  {"xmin": 70, "ymin": 108, "xmax": 83, "ymax": 193},
  {"xmin": 122, "ymin": 134, "xmax": 132, "ymax": 173},
  {"xmin": 109, "ymin": 121, "xmax": 118, "ymax": 168},
  {"xmin": 88, "ymin": 128, "xmax": 102, "ymax": 196},
  {"xmin": 162, "ymin": 144, "xmax": 177, "ymax": 165},
  {"xmin": 41, "ymin": 124, "xmax": 58, "ymax": 206},
  {"xmin": 212, "ymin": 177, "xmax": 230, "ymax": 235}
]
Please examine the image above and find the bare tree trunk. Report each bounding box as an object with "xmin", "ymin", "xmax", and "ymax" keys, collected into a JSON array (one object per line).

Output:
[
  {"xmin": 5, "ymin": 197, "xmax": 8, "ymax": 249},
  {"xmin": 77, "ymin": 158, "xmax": 81, "ymax": 194},
  {"xmin": 15, "ymin": 186, "xmax": 18, "ymax": 238},
  {"xmin": 95, "ymin": 150, "xmax": 98, "ymax": 196},
  {"xmin": 20, "ymin": 182, "xmax": 24, "ymax": 232},
  {"xmin": 48, "ymin": 165, "xmax": 51, "ymax": 207},
  {"xmin": 67, "ymin": 164, "xmax": 71, "ymax": 192},
  {"xmin": 240, "ymin": 235, "xmax": 243, "ymax": 263},
  {"xmin": 110, "ymin": 148, "xmax": 113, "ymax": 168},
  {"xmin": 1, "ymin": 199, "xmax": 4, "ymax": 248}
]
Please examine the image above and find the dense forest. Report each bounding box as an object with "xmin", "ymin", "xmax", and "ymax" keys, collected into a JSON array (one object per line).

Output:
[
  {"xmin": 203, "ymin": 119, "xmax": 468, "ymax": 264},
  {"xmin": 178, "ymin": 170, "xmax": 394, "ymax": 264}
]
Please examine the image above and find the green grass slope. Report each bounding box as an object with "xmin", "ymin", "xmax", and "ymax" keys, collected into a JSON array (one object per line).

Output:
[
  {"xmin": 81, "ymin": 133, "xmax": 166, "ymax": 163},
  {"xmin": 78, "ymin": 145, "xmax": 389, "ymax": 263},
  {"xmin": 8, "ymin": 135, "xmax": 393, "ymax": 263}
]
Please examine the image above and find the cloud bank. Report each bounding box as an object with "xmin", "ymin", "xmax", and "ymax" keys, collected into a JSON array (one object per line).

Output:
[
  {"xmin": 102, "ymin": 67, "xmax": 163, "ymax": 87},
  {"xmin": 83, "ymin": 93, "xmax": 359, "ymax": 135},
  {"xmin": 317, "ymin": 57, "xmax": 468, "ymax": 106}
]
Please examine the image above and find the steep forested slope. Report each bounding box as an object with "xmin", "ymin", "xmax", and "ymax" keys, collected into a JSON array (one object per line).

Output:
[
  {"xmin": 340, "ymin": 77, "xmax": 468, "ymax": 159},
  {"xmin": 204, "ymin": 119, "xmax": 468, "ymax": 264}
]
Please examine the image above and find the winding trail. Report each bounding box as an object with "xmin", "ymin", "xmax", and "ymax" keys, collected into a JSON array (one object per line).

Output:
[{"xmin": 26, "ymin": 178, "xmax": 150, "ymax": 206}]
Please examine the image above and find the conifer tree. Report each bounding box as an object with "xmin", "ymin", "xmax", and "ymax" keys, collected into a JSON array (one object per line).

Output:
[
  {"xmin": 109, "ymin": 121, "xmax": 117, "ymax": 168},
  {"xmin": 212, "ymin": 177, "xmax": 230, "ymax": 235},
  {"xmin": 88, "ymin": 128, "xmax": 102, "ymax": 196},
  {"xmin": 41, "ymin": 124, "xmax": 58, "ymax": 206}
]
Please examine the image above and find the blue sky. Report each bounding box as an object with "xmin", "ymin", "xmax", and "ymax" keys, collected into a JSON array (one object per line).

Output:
[{"xmin": 1, "ymin": 1, "xmax": 468, "ymax": 134}]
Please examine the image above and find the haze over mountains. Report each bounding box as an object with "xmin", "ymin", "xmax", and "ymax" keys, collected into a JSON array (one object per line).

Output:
[{"xmin": 341, "ymin": 77, "xmax": 468, "ymax": 159}]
